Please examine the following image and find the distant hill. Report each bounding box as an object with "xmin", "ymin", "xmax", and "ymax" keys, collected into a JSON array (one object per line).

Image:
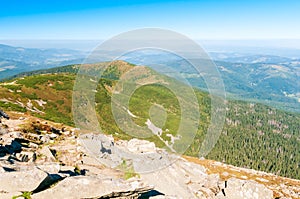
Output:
[
  {"xmin": 0, "ymin": 61, "xmax": 299, "ymax": 180},
  {"xmin": 122, "ymin": 51, "xmax": 300, "ymax": 112},
  {"xmin": 0, "ymin": 44, "xmax": 86, "ymax": 80},
  {"xmin": 1, "ymin": 44, "xmax": 299, "ymax": 113}
]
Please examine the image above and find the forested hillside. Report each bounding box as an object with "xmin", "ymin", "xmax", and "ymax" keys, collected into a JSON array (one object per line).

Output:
[{"xmin": 0, "ymin": 61, "xmax": 299, "ymax": 179}]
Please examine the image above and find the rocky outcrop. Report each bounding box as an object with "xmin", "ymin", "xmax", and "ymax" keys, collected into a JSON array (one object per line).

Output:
[
  {"xmin": 79, "ymin": 134, "xmax": 278, "ymax": 199},
  {"xmin": 0, "ymin": 115, "xmax": 299, "ymax": 199},
  {"xmin": 0, "ymin": 117, "xmax": 156, "ymax": 199}
]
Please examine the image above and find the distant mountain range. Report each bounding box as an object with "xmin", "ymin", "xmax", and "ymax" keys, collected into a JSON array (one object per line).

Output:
[
  {"xmin": 0, "ymin": 44, "xmax": 86, "ymax": 80},
  {"xmin": 1, "ymin": 44, "xmax": 299, "ymax": 113},
  {"xmin": 122, "ymin": 50, "xmax": 300, "ymax": 112},
  {"xmin": 209, "ymin": 52, "xmax": 300, "ymax": 64}
]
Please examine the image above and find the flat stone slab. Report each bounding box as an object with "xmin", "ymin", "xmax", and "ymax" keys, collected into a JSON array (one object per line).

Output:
[{"xmin": 31, "ymin": 175, "xmax": 153, "ymax": 199}]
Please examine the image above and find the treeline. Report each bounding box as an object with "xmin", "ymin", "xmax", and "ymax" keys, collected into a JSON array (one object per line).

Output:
[
  {"xmin": 186, "ymin": 98, "xmax": 300, "ymax": 179},
  {"xmin": 1, "ymin": 64, "xmax": 79, "ymax": 82}
]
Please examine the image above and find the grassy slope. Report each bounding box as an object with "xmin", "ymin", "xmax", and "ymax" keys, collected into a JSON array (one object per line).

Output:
[{"xmin": 0, "ymin": 61, "xmax": 299, "ymax": 179}]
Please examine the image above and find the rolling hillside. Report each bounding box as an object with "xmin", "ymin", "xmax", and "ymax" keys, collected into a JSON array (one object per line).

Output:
[
  {"xmin": 0, "ymin": 61, "xmax": 299, "ymax": 179},
  {"xmin": 123, "ymin": 50, "xmax": 300, "ymax": 112}
]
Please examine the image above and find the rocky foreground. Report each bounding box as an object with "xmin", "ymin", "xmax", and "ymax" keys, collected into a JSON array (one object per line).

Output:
[{"xmin": 0, "ymin": 112, "xmax": 299, "ymax": 199}]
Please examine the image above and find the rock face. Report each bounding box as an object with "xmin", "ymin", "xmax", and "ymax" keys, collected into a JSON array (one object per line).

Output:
[
  {"xmin": 0, "ymin": 117, "xmax": 155, "ymax": 199},
  {"xmin": 79, "ymin": 134, "xmax": 179, "ymax": 174},
  {"xmin": 79, "ymin": 134, "xmax": 279, "ymax": 199},
  {"xmin": 0, "ymin": 115, "xmax": 300, "ymax": 199}
]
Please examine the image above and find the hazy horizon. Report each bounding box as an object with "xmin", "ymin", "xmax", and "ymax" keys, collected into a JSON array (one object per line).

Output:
[{"xmin": 1, "ymin": 39, "xmax": 300, "ymax": 58}]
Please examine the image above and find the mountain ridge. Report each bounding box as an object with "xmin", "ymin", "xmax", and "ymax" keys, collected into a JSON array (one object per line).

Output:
[
  {"xmin": 0, "ymin": 61, "xmax": 299, "ymax": 180},
  {"xmin": 1, "ymin": 43, "xmax": 299, "ymax": 114}
]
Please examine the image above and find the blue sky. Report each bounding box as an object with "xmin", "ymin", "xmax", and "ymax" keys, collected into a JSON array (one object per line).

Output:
[{"xmin": 1, "ymin": 0, "xmax": 300, "ymax": 40}]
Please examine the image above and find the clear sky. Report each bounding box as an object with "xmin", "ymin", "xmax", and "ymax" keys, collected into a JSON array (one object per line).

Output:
[{"xmin": 1, "ymin": 0, "xmax": 300, "ymax": 40}]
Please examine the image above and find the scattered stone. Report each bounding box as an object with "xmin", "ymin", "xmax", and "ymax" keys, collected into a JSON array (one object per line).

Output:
[
  {"xmin": 25, "ymin": 133, "xmax": 42, "ymax": 143},
  {"xmin": 127, "ymin": 138, "xmax": 156, "ymax": 154},
  {"xmin": 15, "ymin": 151, "xmax": 36, "ymax": 162},
  {"xmin": 0, "ymin": 167, "xmax": 47, "ymax": 193},
  {"xmin": 0, "ymin": 110, "xmax": 9, "ymax": 120},
  {"xmin": 51, "ymin": 127, "xmax": 62, "ymax": 135},
  {"xmin": 38, "ymin": 146, "xmax": 56, "ymax": 162},
  {"xmin": 1, "ymin": 116, "xmax": 299, "ymax": 199},
  {"xmin": 29, "ymin": 142, "xmax": 39, "ymax": 149},
  {"xmin": 40, "ymin": 134, "xmax": 51, "ymax": 143},
  {"xmin": 49, "ymin": 133, "xmax": 58, "ymax": 139},
  {"xmin": 203, "ymin": 174, "xmax": 221, "ymax": 194},
  {"xmin": 221, "ymin": 171, "xmax": 229, "ymax": 177}
]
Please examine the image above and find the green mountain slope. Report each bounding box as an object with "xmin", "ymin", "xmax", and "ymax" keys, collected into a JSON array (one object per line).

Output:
[{"xmin": 0, "ymin": 61, "xmax": 299, "ymax": 179}]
